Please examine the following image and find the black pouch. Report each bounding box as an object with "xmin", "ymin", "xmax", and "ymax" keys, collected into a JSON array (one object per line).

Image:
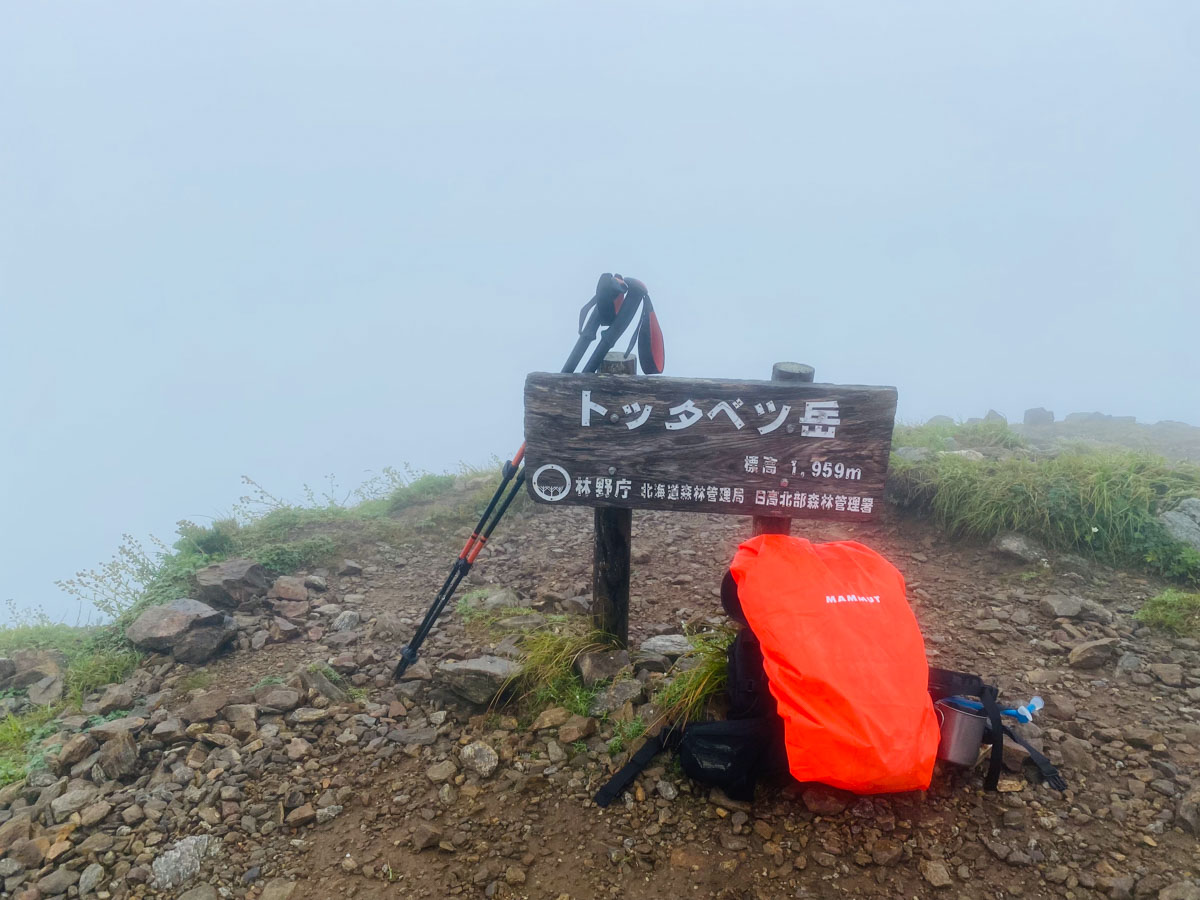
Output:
[{"xmin": 677, "ymin": 717, "xmax": 787, "ymax": 802}]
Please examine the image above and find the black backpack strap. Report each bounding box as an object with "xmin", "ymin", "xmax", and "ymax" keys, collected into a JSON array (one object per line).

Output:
[
  {"xmin": 928, "ymin": 666, "xmax": 984, "ymax": 700},
  {"xmin": 930, "ymin": 668, "xmax": 1007, "ymax": 792},
  {"xmin": 980, "ymin": 684, "xmax": 1005, "ymax": 792},
  {"xmin": 593, "ymin": 728, "xmax": 678, "ymax": 808},
  {"xmin": 1002, "ymin": 725, "xmax": 1068, "ymax": 792}
]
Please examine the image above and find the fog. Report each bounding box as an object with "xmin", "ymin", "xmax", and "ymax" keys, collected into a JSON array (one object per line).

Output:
[{"xmin": 2, "ymin": 3, "xmax": 1197, "ymax": 620}]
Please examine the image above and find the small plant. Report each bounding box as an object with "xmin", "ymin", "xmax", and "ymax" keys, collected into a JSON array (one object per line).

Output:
[
  {"xmin": 347, "ymin": 686, "xmax": 368, "ymax": 702},
  {"xmin": 254, "ymin": 675, "xmax": 285, "ymax": 689},
  {"xmin": 607, "ymin": 717, "xmax": 647, "ymax": 755},
  {"xmin": 0, "ymin": 706, "xmax": 62, "ymax": 786},
  {"xmin": 176, "ymin": 670, "xmax": 213, "ymax": 692},
  {"xmin": 1135, "ymin": 589, "xmax": 1200, "ymax": 637},
  {"xmin": 655, "ymin": 629, "xmax": 735, "ymax": 726},
  {"xmin": 509, "ymin": 623, "xmax": 609, "ymax": 717},
  {"xmin": 571, "ymin": 740, "xmax": 588, "ymax": 755}
]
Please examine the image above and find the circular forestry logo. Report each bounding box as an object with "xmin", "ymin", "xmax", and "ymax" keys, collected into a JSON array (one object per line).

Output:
[{"xmin": 530, "ymin": 464, "xmax": 571, "ymax": 501}]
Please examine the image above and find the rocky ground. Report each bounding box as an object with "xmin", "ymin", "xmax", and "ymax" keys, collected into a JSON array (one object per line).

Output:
[{"xmin": 2, "ymin": 498, "xmax": 1199, "ymax": 900}]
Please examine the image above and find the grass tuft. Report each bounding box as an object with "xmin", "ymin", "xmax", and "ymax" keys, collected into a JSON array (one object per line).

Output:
[
  {"xmin": 654, "ymin": 629, "xmax": 735, "ymax": 726},
  {"xmin": 1135, "ymin": 589, "xmax": 1200, "ymax": 636},
  {"xmin": 888, "ymin": 448, "xmax": 1200, "ymax": 583}
]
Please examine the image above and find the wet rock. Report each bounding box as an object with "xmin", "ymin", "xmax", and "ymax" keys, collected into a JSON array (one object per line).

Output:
[
  {"xmin": 98, "ymin": 731, "xmax": 139, "ymax": 780},
  {"xmin": 1040, "ymin": 594, "xmax": 1083, "ymax": 619},
  {"xmin": 369, "ymin": 611, "xmax": 407, "ymax": 640},
  {"xmin": 78, "ymin": 862, "xmax": 105, "ymax": 895},
  {"xmin": 182, "ymin": 690, "xmax": 230, "ymax": 723},
  {"xmin": 801, "ymin": 784, "xmax": 850, "ymax": 816},
  {"xmin": 426, "ymin": 759, "xmax": 458, "ymax": 783},
  {"xmin": 179, "ymin": 887, "xmax": 219, "ymax": 900},
  {"xmin": 51, "ymin": 786, "xmax": 100, "ymax": 822},
  {"xmin": 558, "ymin": 715, "xmax": 597, "ymax": 744},
  {"xmin": 1159, "ymin": 498, "xmax": 1200, "ymax": 551},
  {"xmin": 460, "ymin": 742, "xmax": 499, "ymax": 778},
  {"xmin": 151, "ymin": 717, "xmax": 187, "ymax": 743},
  {"xmin": 331, "ymin": 610, "xmax": 361, "ymax": 632},
  {"xmin": 412, "ymin": 823, "xmax": 443, "ymax": 851},
  {"xmin": 531, "ymin": 706, "xmax": 571, "ymax": 731},
  {"xmin": 920, "ymin": 859, "xmax": 952, "ymax": 888},
  {"xmin": 1159, "ymin": 883, "xmax": 1200, "ymax": 900},
  {"xmin": 989, "ymin": 533, "xmax": 1048, "ymax": 565},
  {"xmin": 285, "ymin": 803, "xmax": 316, "ymax": 826},
  {"xmin": 172, "ymin": 617, "xmax": 238, "ymax": 664},
  {"xmin": 872, "ymin": 839, "xmax": 903, "ymax": 866},
  {"xmin": 150, "ymin": 834, "xmax": 213, "ymax": 889},
  {"xmin": 196, "ymin": 558, "xmax": 269, "ymax": 608},
  {"xmin": 126, "ymin": 598, "xmax": 224, "ymax": 651},
  {"xmin": 37, "ymin": 868, "xmax": 80, "ymax": 896},
  {"xmin": 437, "ymin": 656, "xmax": 519, "ymax": 705},
  {"xmin": 1068, "ymin": 638, "xmax": 1118, "ymax": 669},
  {"xmin": 28, "ymin": 674, "xmax": 64, "ymax": 705},
  {"xmin": 1178, "ymin": 788, "xmax": 1200, "ymax": 834},
  {"xmin": 260, "ymin": 879, "xmax": 297, "ymax": 900},
  {"xmin": 338, "ymin": 560, "xmax": 363, "ymax": 576},
  {"xmin": 639, "ymin": 634, "xmax": 690, "ymax": 658},
  {"xmin": 96, "ymin": 681, "xmax": 135, "ymax": 715},
  {"xmin": 588, "ymin": 678, "xmax": 645, "ymax": 715},
  {"xmin": 1149, "ymin": 663, "xmax": 1184, "ymax": 687},
  {"xmin": 575, "ymin": 650, "xmax": 631, "ymax": 687},
  {"xmin": 54, "ymin": 732, "xmax": 98, "ymax": 774},
  {"xmin": 268, "ymin": 576, "xmax": 308, "ymax": 602},
  {"xmin": 254, "ymin": 686, "xmax": 302, "ymax": 712}
]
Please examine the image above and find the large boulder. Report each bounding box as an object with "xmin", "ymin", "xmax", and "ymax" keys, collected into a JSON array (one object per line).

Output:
[
  {"xmin": 1159, "ymin": 498, "xmax": 1200, "ymax": 552},
  {"xmin": 126, "ymin": 599, "xmax": 223, "ymax": 652},
  {"xmin": 1023, "ymin": 407, "xmax": 1055, "ymax": 425},
  {"xmin": 195, "ymin": 558, "xmax": 268, "ymax": 608},
  {"xmin": 172, "ymin": 618, "xmax": 237, "ymax": 665},
  {"xmin": 3, "ymin": 649, "xmax": 67, "ymax": 691},
  {"xmin": 125, "ymin": 598, "xmax": 235, "ymax": 664},
  {"xmin": 437, "ymin": 656, "xmax": 519, "ymax": 705}
]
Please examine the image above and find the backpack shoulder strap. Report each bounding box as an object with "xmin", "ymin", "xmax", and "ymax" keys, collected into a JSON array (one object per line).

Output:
[
  {"xmin": 1002, "ymin": 724, "xmax": 1068, "ymax": 791},
  {"xmin": 929, "ymin": 667, "xmax": 1006, "ymax": 792},
  {"xmin": 592, "ymin": 728, "xmax": 678, "ymax": 808}
]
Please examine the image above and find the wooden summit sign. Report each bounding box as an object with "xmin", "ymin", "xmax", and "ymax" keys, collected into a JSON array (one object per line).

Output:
[{"xmin": 524, "ymin": 373, "xmax": 897, "ymax": 521}]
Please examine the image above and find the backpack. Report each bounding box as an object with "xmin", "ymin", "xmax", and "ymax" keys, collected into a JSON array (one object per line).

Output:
[{"xmin": 593, "ymin": 540, "xmax": 1066, "ymax": 808}]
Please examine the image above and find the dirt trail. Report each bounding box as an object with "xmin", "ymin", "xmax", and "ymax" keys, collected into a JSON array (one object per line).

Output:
[{"xmin": 211, "ymin": 502, "xmax": 1199, "ymax": 900}]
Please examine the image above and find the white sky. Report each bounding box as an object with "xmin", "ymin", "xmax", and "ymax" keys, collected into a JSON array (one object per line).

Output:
[{"xmin": 2, "ymin": 2, "xmax": 1198, "ymax": 619}]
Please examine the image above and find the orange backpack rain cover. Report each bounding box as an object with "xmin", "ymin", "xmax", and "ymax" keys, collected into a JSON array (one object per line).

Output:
[{"xmin": 729, "ymin": 535, "xmax": 939, "ymax": 794}]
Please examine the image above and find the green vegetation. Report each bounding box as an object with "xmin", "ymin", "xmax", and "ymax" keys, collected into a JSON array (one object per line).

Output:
[
  {"xmin": 893, "ymin": 420, "xmax": 1027, "ymax": 452},
  {"xmin": 0, "ymin": 707, "xmax": 60, "ymax": 785},
  {"xmin": 654, "ymin": 629, "xmax": 734, "ymax": 726},
  {"xmin": 889, "ymin": 443, "xmax": 1200, "ymax": 583},
  {"xmin": 176, "ymin": 670, "xmax": 213, "ymax": 692},
  {"xmin": 607, "ymin": 717, "xmax": 647, "ymax": 755},
  {"xmin": 1135, "ymin": 589, "xmax": 1200, "ymax": 636},
  {"xmin": 513, "ymin": 623, "xmax": 609, "ymax": 717}
]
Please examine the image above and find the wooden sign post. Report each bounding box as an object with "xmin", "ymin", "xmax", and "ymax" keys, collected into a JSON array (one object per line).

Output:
[{"xmin": 524, "ymin": 364, "xmax": 898, "ymax": 645}]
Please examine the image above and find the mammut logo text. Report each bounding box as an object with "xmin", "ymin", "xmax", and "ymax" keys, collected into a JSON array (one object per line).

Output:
[{"xmin": 825, "ymin": 594, "xmax": 881, "ymax": 604}]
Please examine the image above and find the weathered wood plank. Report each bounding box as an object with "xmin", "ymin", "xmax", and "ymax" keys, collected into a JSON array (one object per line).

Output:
[{"xmin": 524, "ymin": 372, "xmax": 897, "ymax": 521}]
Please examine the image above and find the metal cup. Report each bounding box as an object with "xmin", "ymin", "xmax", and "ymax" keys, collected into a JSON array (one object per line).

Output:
[{"xmin": 935, "ymin": 699, "xmax": 987, "ymax": 766}]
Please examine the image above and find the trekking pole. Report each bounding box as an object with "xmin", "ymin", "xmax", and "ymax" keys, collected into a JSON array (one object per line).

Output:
[{"xmin": 394, "ymin": 274, "xmax": 663, "ymax": 678}]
